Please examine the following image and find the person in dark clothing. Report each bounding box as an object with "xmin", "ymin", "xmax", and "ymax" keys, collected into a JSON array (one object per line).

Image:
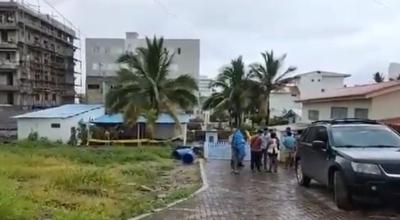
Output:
[
  {"xmin": 250, "ymin": 130, "xmax": 263, "ymax": 172},
  {"xmin": 267, "ymin": 132, "xmax": 280, "ymax": 173}
]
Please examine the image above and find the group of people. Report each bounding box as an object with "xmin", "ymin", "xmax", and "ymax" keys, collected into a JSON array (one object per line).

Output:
[{"xmin": 230, "ymin": 127, "xmax": 297, "ymax": 174}]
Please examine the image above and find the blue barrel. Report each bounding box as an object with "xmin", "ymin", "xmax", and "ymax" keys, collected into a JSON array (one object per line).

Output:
[
  {"xmin": 182, "ymin": 150, "xmax": 195, "ymax": 164},
  {"xmin": 172, "ymin": 148, "xmax": 192, "ymax": 160}
]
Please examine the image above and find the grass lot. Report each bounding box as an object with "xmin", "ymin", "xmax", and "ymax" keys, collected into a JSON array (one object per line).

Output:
[{"xmin": 0, "ymin": 141, "xmax": 201, "ymax": 220}]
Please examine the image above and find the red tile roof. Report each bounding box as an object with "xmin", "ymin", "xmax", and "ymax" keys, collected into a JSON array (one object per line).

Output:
[{"xmin": 299, "ymin": 80, "xmax": 400, "ymax": 103}]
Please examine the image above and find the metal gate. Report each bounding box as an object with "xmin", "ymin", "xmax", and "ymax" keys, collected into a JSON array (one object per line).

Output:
[{"xmin": 204, "ymin": 141, "xmax": 251, "ymax": 161}]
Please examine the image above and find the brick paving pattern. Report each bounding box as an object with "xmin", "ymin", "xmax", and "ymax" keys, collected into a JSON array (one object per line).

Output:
[{"xmin": 146, "ymin": 160, "xmax": 400, "ymax": 220}]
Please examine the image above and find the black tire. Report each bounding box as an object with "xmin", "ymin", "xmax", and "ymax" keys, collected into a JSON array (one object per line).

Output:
[
  {"xmin": 334, "ymin": 171, "xmax": 353, "ymax": 210},
  {"xmin": 296, "ymin": 160, "xmax": 311, "ymax": 187}
]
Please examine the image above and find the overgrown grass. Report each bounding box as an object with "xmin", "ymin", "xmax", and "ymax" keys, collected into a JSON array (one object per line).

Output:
[{"xmin": 0, "ymin": 140, "xmax": 201, "ymax": 220}]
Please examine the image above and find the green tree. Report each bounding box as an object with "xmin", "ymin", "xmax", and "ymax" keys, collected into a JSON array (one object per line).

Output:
[
  {"xmin": 373, "ymin": 72, "xmax": 385, "ymax": 83},
  {"xmin": 202, "ymin": 56, "xmax": 249, "ymax": 127},
  {"xmin": 248, "ymin": 51, "xmax": 296, "ymax": 125},
  {"xmin": 106, "ymin": 36, "xmax": 198, "ymax": 128}
]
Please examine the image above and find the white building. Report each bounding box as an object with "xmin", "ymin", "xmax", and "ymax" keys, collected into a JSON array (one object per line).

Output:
[
  {"xmin": 270, "ymin": 71, "xmax": 350, "ymax": 119},
  {"xmin": 198, "ymin": 75, "xmax": 213, "ymax": 98},
  {"xmin": 86, "ymin": 32, "xmax": 200, "ymax": 104},
  {"xmin": 14, "ymin": 104, "xmax": 104, "ymax": 142},
  {"xmin": 389, "ymin": 63, "xmax": 400, "ymax": 80},
  {"xmin": 298, "ymin": 81, "xmax": 400, "ymax": 123}
]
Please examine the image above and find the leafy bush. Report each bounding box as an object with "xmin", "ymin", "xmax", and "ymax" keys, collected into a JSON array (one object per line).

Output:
[{"xmin": 27, "ymin": 131, "xmax": 38, "ymax": 141}]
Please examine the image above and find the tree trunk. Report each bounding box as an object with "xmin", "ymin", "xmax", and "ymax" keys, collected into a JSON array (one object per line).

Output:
[{"xmin": 265, "ymin": 92, "xmax": 271, "ymax": 126}]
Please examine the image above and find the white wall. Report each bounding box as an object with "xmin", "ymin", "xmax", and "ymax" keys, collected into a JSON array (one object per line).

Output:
[
  {"xmin": 17, "ymin": 108, "xmax": 104, "ymax": 142},
  {"xmin": 301, "ymin": 100, "xmax": 371, "ymax": 123},
  {"xmin": 370, "ymin": 89, "xmax": 400, "ymax": 120},
  {"xmin": 296, "ymin": 74, "xmax": 345, "ymax": 98},
  {"xmin": 270, "ymin": 93, "xmax": 301, "ymax": 117}
]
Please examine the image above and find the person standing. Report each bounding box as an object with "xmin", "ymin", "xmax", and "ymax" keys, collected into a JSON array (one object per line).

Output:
[
  {"xmin": 267, "ymin": 132, "xmax": 280, "ymax": 173},
  {"xmin": 261, "ymin": 128, "xmax": 270, "ymax": 171},
  {"xmin": 283, "ymin": 131, "xmax": 297, "ymax": 169},
  {"xmin": 231, "ymin": 129, "xmax": 246, "ymax": 174},
  {"xmin": 250, "ymin": 130, "xmax": 263, "ymax": 172}
]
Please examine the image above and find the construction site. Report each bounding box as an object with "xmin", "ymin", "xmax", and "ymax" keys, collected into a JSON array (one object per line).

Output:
[{"xmin": 0, "ymin": 0, "xmax": 81, "ymax": 136}]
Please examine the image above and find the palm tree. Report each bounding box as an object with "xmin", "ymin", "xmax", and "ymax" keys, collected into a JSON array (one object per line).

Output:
[
  {"xmin": 106, "ymin": 37, "xmax": 198, "ymax": 131},
  {"xmin": 202, "ymin": 56, "xmax": 248, "ymax": 128},
  {"xmin": 373, "ymin": 72, "xmax": 385, "ymax": 83},
  {"xmin": 248, "ymin": 51, "xmax": 297, "ymax": 125}
]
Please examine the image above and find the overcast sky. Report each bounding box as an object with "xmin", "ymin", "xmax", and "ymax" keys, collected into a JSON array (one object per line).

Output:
[{"xmin": 41, "ymin": 0, "xmax": 400, "ymax": 85}]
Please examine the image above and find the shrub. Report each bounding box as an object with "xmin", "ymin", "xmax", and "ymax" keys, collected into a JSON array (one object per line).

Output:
[{"xmin": 27, "ymin": 131, "xmax": 38, "ymax": 141}]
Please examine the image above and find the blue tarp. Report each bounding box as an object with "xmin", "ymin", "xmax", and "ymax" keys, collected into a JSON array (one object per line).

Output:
[{"xmin": 92, "ymin": 113, "xmax": 190, "ymax": 124}]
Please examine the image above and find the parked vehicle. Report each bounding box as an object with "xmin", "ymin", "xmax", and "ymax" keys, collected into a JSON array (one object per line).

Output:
[{"xmin": 295, "ymin": 119, "xmax": 400, "ymax": 210}]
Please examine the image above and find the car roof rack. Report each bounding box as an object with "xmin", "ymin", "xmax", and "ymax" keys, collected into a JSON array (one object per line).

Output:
[{"xmin": 312, "ymin": 118, "xmax": 380, "ymax": 125}]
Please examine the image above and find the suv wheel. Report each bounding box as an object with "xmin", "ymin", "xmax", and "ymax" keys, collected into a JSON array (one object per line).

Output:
[
  {"xmin": 334, "ymin": 171, "xmax": 353, "ymax": 210},
  {"xmin": 296, "ymin": 160, "xmax": 311, "ymax": 187}
]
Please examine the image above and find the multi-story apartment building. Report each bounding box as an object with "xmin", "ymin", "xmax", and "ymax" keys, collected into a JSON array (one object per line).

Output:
[
  {"xmin": 0, "ymin": 1, "xmax": 78, "ymax": 131},
  {"xmin": 0, "ymin": 1, "xmax": 77, "ymax": 108},
  {"xmin": 86, "ymin": 32, "xmax": 200, "ymax": 104},
  {"xmin": 198, "ymin": 75, "xmax": 213, "ymax": 98}
]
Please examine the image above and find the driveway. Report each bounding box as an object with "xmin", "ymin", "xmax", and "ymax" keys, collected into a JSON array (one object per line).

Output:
[{"xmin": 146, "ymin": 160, "xmax": 400, "ymax": 220}]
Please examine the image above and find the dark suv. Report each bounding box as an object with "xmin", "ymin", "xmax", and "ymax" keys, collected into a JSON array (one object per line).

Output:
[{"xmin": 295, "ymin": 119, "xmax": 400, "ymax": 210}]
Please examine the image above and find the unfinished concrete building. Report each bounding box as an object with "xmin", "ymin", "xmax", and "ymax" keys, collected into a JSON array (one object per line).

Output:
[{"xmin": 0, "ymin": 0, "xmax": 79, "ymax": 135}]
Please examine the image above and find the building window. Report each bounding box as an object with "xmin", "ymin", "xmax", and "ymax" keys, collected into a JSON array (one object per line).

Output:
[
  {"xmin": 44, "ymin": 93, "xmax": 48, "ymax": 101},
  {"xmin": 105, "ymin": 47, "xmax": 110, "ymax": 54},
  {"xmin": 88, "ymin": 84, "xmax": 100, "ymax": 90},
  {"xmin": 331, "ymin": 107, "xmax": 348, "ymax": 119},
  {"xmin": 321, "ymin": 89, "xmax": 325, "ymax": 92},
  {"xmin": 51, "ymin": 123, "xmax": 61, "ymax": 128},
  {"xmin": 318, "ymin": 79, "xmax": 321, "ymax": 82},
  {"xmin": 7, "ymin": 92, "xmax": 13, "ymax": 105},
  {"xmin": 93, "ymin": 46, "xmax": 100, "ymax": 54},
  {"xmin": 355, "ymin": 108, "xmax": 369, "ymax": 119},
  {"xmin": 308, "ymin": 110, "xmax": 319, "ymax": 121},
  {"xmin": 311, "ymin": 79, "xmax": 315, "ymax": 82},
  {"xmin": 52, "ymin": 94, "xmax": 56, "ymax": 101},
  {"xmin": 177, "ymin": 48, "xmax": 181, "ymax": 55}
]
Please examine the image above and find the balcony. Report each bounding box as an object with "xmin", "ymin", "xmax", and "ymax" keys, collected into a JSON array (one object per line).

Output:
[
  {"xmin": 0, "ymin": 61, "xmax": 18, "ymax": 70},
  {"xmin": 0, "ymin": 84, "xmax": 18, "ymax": 91},
  {"xmin": 0, "ymin": 41, "xmax": 17, "ymax": 49}
]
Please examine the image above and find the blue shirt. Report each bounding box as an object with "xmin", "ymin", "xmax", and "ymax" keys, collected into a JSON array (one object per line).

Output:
[{"xmin": 283, "ymin": 135, "xmax": 296, "ymax": 150}]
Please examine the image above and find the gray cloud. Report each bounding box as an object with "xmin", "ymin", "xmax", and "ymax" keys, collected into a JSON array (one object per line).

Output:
[{"xmin": 37, "ymin": 0, "xmax": 400, "ymax": 85}]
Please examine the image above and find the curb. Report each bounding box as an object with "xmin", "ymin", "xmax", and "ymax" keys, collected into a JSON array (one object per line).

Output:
[{"xmin": 129, "ymin": 159, "xmax": 208, "ymax": 220}]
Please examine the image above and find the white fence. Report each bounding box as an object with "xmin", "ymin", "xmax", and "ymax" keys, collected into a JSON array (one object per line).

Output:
[{"xmin": 204, "ymin": 141, "xmax": 251, "ymax": 161}]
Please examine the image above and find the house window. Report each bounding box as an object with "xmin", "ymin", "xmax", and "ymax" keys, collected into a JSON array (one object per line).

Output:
[
  {"xmin": 51, "ymin": 123, "xmax": 61, "ymax": 128},
  {"xmin": 308, "ymin": 110, "xmax": 319, "ymax": 121},
  {"xmin": 88, "ymin": 84, "xmax": 100, "ymax": 90},
  {"xmin": 321, "ymin": 89, "xmax": 325, "ymax": 92},
  {"xmin": 311, "ymin": 79, "xmax": 315, "ymax": 82},
  {"xmin": 331, "ymin": 107, "xmax": 348, "ymax": 119},
  {"xmin": 318, "ymin": 79, "xmax": 321, "ymax": 82},
  {"xmin": 52, "ymin": 94, "xmax": 56, "ymax": 101},
  {"xmin": 355, "ymin": 108, "xmax": 369, "ymax": 119},
  {"xmin": 177, "ymin": 48, "xmax": 181, "ymax": 55}
]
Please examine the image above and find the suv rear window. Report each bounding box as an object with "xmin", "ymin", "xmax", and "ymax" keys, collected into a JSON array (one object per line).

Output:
[
  {"xmin": 302, "ymin": 126, "xmax": 328, "ymax": 143},
  {"xmin": 332, "ymin": 125, "xmax": 400, "ymax": 148}
]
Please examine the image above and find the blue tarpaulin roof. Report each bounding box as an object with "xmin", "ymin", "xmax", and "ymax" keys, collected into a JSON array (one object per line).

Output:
[
  {"xmin": 13, "ymin": 104, "xmax": 104, "ymax": 119},
  {"xmin": 92, "ymin": 113, "xmax": 190, "ymax": 124}
]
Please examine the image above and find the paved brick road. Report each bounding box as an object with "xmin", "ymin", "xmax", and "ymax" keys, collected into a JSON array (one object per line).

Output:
[{"xmin": 146, "ymin": 160, "xmax": 400, "ymax": 220}]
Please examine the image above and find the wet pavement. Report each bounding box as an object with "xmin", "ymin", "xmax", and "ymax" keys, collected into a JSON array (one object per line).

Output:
[{"xmin": 146, "ymin": 160, "xmax": 400, "ymax": 220}]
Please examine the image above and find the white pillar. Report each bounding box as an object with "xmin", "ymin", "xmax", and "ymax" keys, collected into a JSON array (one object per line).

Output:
[{"xmin": 183, "ymin": 123, "xmax": 187, "ymax": 146}]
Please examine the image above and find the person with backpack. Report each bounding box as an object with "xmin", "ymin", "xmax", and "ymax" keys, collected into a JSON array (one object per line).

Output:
[
  {"xmin": 267, "ymin": 132, "xmax": 280, "ymax": 173},
  {"xmin": 250, "ymin": 130, "xmax": 263, "ymax": 172}
]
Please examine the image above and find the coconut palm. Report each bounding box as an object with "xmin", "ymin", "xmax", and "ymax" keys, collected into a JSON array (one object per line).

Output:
[
  {"xmin": 373, "ymin": 72, "xmax": 385, "ymax": 83},
  {"xmin": 202, "ymin": 56, "xmax": 248, "ymax": 127},
  {"xmin": 106, "ymin": 36, "xmax": 198, "ymax": 129},
  {"xmin": 248, "ymin": 50, "xmax": 297, "ymax": 125}
]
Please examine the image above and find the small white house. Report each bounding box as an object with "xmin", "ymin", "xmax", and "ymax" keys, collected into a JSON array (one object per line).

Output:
[
  {"xmin": 14, "ymin": 104, "xmax": 105, "ymax": 142},
  {"xmin": 298, "ymin": 81, "xmax": 400, "ymax": 123}
]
